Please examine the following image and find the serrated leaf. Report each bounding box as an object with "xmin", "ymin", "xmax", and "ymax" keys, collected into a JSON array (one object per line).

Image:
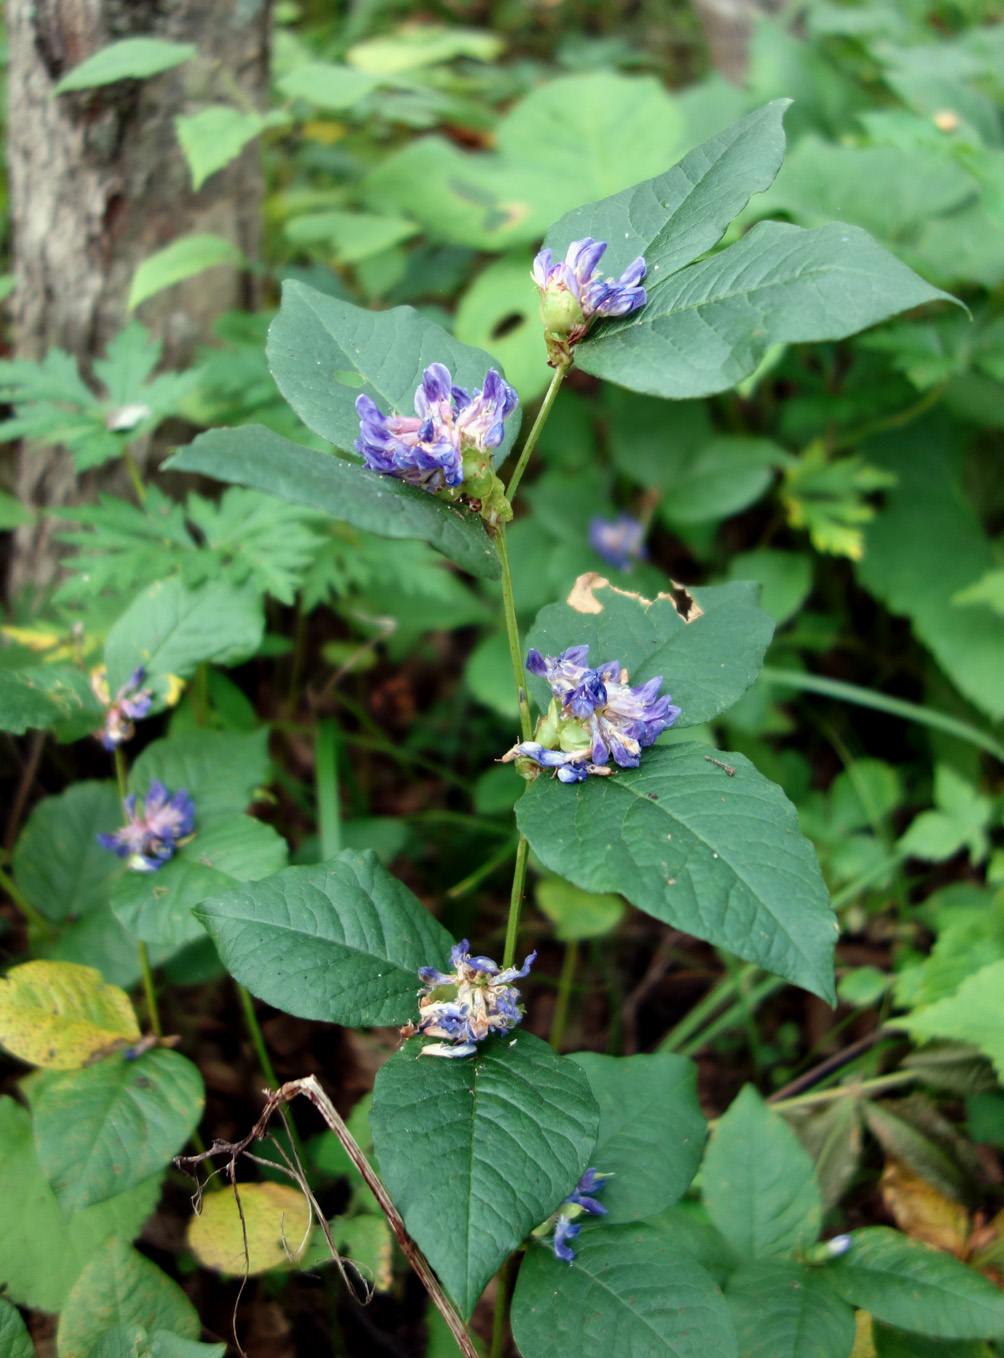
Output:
[
  {"xmin": 0, "ymin": 1097, "xmax": 162, "ymax": 1312},
  {"xmin": 264, "ymin": 280, "xmax": 521, "ymax": 470},
  {"xmin": 725, "ymin": 1259, "xmax": 856, "ymax": 1358},
  {"xmin": 703, "ymin": 1085, "xmax": 822, "ymax": 1260},
  {"xmin": 13, "ymin": 781, "xmax": 123, "ymax": 922},
  {"xmin": 891, "ymin": 960, "xmax": 1004, "ymax": 1083},
  {"xmin": 0, "ymin": 663, "xmax": 104, "ymax": 739},
  {"xmin": 175, "ymin": 107, "xmax": 264, "ymax": 190},
  {"xmin": 187, "ymin": 1181, "xmax": 313, "ymax": 1275},
  {"xmin": 130, "ymin": 729, "xmax": 270, "ymax": 820},
  {"xmin": 525, "ymin": 575, "xmax": 775, "ymax": 730},
  {"xmin": 32, "ymin": 1048, "xmax": 204, "ymax": 1211},
  {"xmin": 0, "ymin": 1298, "xmax": 33, "ymax": 1358},
  {"xmin": 510, "ymin": 1225, "xmax": 738, "ymax": 1358},
  {"xmin": 371, "ymin": 1033, "xmax": 598, "ymax": 1317},
  {"xmin": 128, "ymin": 234, "xmax": 244, "ymax": 312},
  {"xmin": 194, "ymin": 850, "xmax": 454, "ymax": 1026},
  {"xmin": 569, "ymin": 1051, "xmax": 705, "ymax": 1222},
  {"xmin": 822, "ymin": 1227, "xmax": 1004, "ymax": 1339},
  {"xmin": 53, "ymin": 38, "xmax": 196, "ymax": 93},
  {"xmin": 0, "ymin": 961, "xmax": 139, "ymax": 1070},
  {"xmin": 103, "ymin": 576, "xmax": 264, "ymax": 697},
  {"xmin": 56, "ymin": 1237, "xmax": 199, "ymax": 1358},
  {"xmin": 516, "ymin": 745, "xmax": 837, "ymax": 1001},
  {"xmin": 167, "ymin": 425, "xmax": 500, "ymax": 580},
  {"xmin": 578, "ymin": 221, "xmax": 957, "ymax": 400}
]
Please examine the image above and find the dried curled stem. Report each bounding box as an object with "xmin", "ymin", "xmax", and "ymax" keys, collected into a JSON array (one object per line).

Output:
[{"xmin": 174, "ymin": 1074, "xmax": 478, "ymax": 1358}]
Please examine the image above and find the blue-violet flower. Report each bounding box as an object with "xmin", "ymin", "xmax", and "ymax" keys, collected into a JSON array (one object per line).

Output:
[
  {"xmin": 552, "ymin": 1168, "xmax": 609, "ymax": 1262},
  {"xmin": 97, "ymin": 778, "xmax": 196, "ymax": 872},
  {"xmin": 503, "ymin": 645, "xmax": 680, "ymax": 781},
  {"xmin": 355, "ymin": 363, "xmax": 518, "ymax": 493},
  {"xmin": 90, "ymin": 664, "xmax": 153, "ymax": 750},
  {"xmin": 589, "ymin": 512, "xmax": 647, "ymax": 572},
  {"xmin": 412, "ymin": 939, "xmax": 536, "ymax": 1058},
  {"xmin": 532, "ymin": 238, "xmax": 646, "ymax": 352}
]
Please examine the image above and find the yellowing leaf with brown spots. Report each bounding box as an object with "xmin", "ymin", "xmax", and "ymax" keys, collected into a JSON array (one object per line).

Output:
[
  {"xmin": 880, "ymin": 1157, "xmax": 970, "ymax": 1256},
  {"xmin": 0, "ymin": 961, "xmax": 139, "ymax": 1069},
  {"xmin": 849, "ymin": 1310, "xmax": 877, "ymax": 1358},
  {"xmin": 187, "ymin": 1182, "xmax": 313, "ymax": 1275}
]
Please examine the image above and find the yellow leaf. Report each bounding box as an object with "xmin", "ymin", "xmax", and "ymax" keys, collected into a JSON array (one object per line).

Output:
[
  {"xmin": 880, "ymin": 1156, "xmax": 970, "ymax": 1256},
  {"xmin": 0, "ymin": 961, "xmax": 140, "ymax": 1070},
  {"xmin": 187, "ymin": 1182, "xmax": 313, "ymax": 1275},
  {"xmin": 849, "ymin": 1310, "xmax": 877, "ymax": 1358}
]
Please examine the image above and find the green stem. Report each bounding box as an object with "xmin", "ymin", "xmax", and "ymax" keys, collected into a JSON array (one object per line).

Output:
[
  {"xmin": 493, "ymin": 523, "xmax": 534, "ymax": 743},
  {"xmin": 491, "ymin": 1253, "xmax": 515, "ymax": 1358},
  {"xmin": 237, "ymin": 981, "xmax": 280, "ymax": 1090},
  {"xmin": 0, "ymin": 865, "xmax": 57, "ymax": 940},
  {"xmin": 316, "ymin": 719, "xmax": 342, "ymax": 860},
  {"xmin": 137, "ymin": 941, "xmax": 163, "ymax": 1037},
  {"xmin": 122, "ymin": 445, "xmax": 147, "ymax": 505},
  {"xmin": 505, "ymin": 359, "xmax": 570, "ymax": 503},
  {"xmin": 762, "ymin": 667, "xmax": 1004, "ymax": 763},
  {"xmin": 113, "ymin": 745, "xmax": 128, "ymax": 800},
  {"xmin": 677, "ymin": 976, "xmax": 785, "ymax": 1059},
  {"xmin": 549, "ymin": 941, "xmax": 577, "ymax": 1052},
  {"xmin": 502, "ymin": 838, "xmax": 530, "ymax": 971},
  {"xmin": 721, "ymin": 951, "xmax": 763, "ymax": 1075},
  {"xmin": 768, "ymin": 1069, "xmax": 918, "ymax": 1114},
  {"xmin": 658, "ymin": 964, "xmax": 757, "ymax": 1053},
  {"xmin": 447, "ymin": 837, "xmax": 518, "ymax": 900},
  {"xmin": 832, "ymin": 382, "xmax": 946, "ymax": 453}
]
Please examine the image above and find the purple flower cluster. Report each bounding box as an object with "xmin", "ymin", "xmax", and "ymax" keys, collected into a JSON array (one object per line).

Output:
[
  {"xmin": 414, "ymin": 939, "xmax": 536, "ymax": 1058},
  {"xmin": 532, "ymin": 238, "xmax": 647, "ymax": 345},
  {"xmin": 504, "ymin": 645, "xmax": 680, "ymax": 782},
  {"xmin": 90, "ymin": 664, "xmax": 153, "ymax": 750},
  {"xmin": 97, "ymin": 778, "xmax": 195, "ymax": 872},
  {"xmin": 355, "ymin": 363, "xmax": 518, "ymax": 492},
  {"xmin": 588, "ymin": 512, "xmax": 647, "ymax": 572},
  {"xmin": 552, "ymin": 1168, "xmax": 609, "ymax": 1262}
]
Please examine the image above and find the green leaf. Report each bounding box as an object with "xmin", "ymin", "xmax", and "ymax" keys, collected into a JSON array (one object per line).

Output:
[
  {"xmin": 371, "ymin": 1033, "xmax": 599, "ymax": 1317},
  {"xmin": 725, "ymin": 549, "xmax": 812, "ymax": 628},
  {"xmin": 873, "ymin": 1322, "xmax": 992, "ymax": 1357},
  {"xmin": 534, "ymin": 877, "xmax": 624, "ymax": 942},
  {"xmin": 569, "ymin": 1052, "xmax": 705, "ymax": 1222},
  {"xmin": 32, "ymin": 1048, "xmax": 204, "ymax": 1211},
  {"xmin": 13, "ymin": 781, "xmax": 123, "ymax": 922},
  {"xmin": 524, "ymin": 576, "xmax": 775, "ymax": 730},
  {"xmin": 194, "ymin": 850, "xmax": 454, "ymax": 1026},
  {"xmin": 0, "ymin": 1298, "xmax": 33, "ymax": 1358},
  {"xmin": 517, "ymin": 745, "xmax": 837, "ymax": 1001},
  {"xmin": 56, "ymin": 1237, "xmax": 199, "ymax": 1358},
  {"xmin": 577, "ymin": 221, "xmax": 957, "ymax": 399},
  {"xmin": 87, "ymin": 1326, "xmax": 227, "ymax": 1358},
  {"xmin": 547, "ymin": 100, "xmax": 789, "ymax": 283},
  {"xmin": 822, "ymin": 1226, "xmax": 1004, "ymax": 1339},
  {"xmin": 0, "ymin": 960, "xmax": 139, "ymax": 1070},
  {"xmin": 891, "ymin": 960, "xmax": 1004, "ymax": 1083},
  {"xmin": 276, "ymin": 61, "xmax": 380, "ymax": 110},
  {"xmin": 166, "ymin": 424, "xmax": 501, "ymax": 581},
  {"xmin": 130, "ymin": 730, "xmax": 270, "ymax": 820},
  {"xmin": 454, "ymin": 254, "xmax": 550, "ymax": 403},
  {"xmin": 703, "ymin": 1085, "xmax": 822, "ymax": 1260},
  {"xmin": 103, "ymin": 576, "xmax": 264, "ymax": 697},
  {"xmin": 725, "ymin": 1259, "xmax": 856, "ymax": 1358},
  {"xmin": 175, "ymin": 107, "xmax": 264, "ymax": 190},
  {"xmin": 0, "ymin": 664, "xmax": 103, "ymax": 739},
  {"xmin": 510, "ymin": 1225, "xmax": 738, "ymax": 1358},
  {"xmin": 284, "ymin": 209, "xmax": 419, "ymax": 263},
  {"xmin": 364, "ymin": 72, "xmax": 684, "ymax": 252},
  {"xmin": 857, "ymin": 429, "xmax": 1002, "ymax": 722},
  {"xmin": 0, "ymin": 489, "xmax": 33, "ymax": 529},
  {"xmin": 0, "ymin": 1096, "xmax": 162, "ymax": 1312},
  {"xmin": 899, "ymin": 766, "xmax": 993, "ymax": 866},
  {"xmin": 128, "ymin": 234, "xmax": 244, "ymax": 312},
  {"xmin": 264, "ymin": 280, "xmax": 521, "ymax": 470},
  {"xmin": 53, "ymin": 38, "xmax": 196, "ymax": 93},
  {"xmin": 659, "ymin": 438, "xmax": 786, "ymax": 524}
]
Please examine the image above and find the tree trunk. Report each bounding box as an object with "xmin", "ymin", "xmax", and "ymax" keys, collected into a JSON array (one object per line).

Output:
[{"xmin": 5, "ymin": 0, "xmax": 272, "ymax": 591}]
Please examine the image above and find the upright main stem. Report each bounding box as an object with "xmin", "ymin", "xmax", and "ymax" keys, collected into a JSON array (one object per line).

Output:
[
  {"xmin": 115, "ymin": 744, "xmax": 163, "ymax": 1038},
  {"xmin": 505, "ymin": 359, "xmax": 570, "ymax": 502},
  {"xmin": 493, "ymin": 523, "xmax": 533, "ymax": 745}
]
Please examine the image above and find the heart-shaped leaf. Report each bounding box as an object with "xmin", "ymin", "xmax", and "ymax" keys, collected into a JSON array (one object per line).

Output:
[
  {"xmin": 167, "ymin": 425, "xmax": 501, "ymax": 580},
  {"xmin": 194, "ymin": 850, "xmax": 454, "ymax": 1026},
  {"xmin": 516, "ymin": 745, "xmax": 837, "ymax": 1002},
  {"xmin": 371, "ymin": 1033, "xmax": 598, "ymax": 1317}
]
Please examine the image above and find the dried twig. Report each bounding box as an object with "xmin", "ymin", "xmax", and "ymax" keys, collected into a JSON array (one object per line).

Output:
[{"xmin": 175, "ymin": 1074, "xmax": 479, "ymax": 1358}]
